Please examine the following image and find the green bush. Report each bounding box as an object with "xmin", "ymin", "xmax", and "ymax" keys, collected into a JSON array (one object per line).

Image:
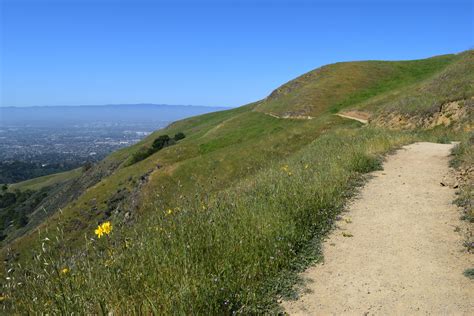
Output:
[
  {"xmin": 152, "ymin": 135, "xmax": 171, "ymax": 150},
  {"xmin": 129, "ymin": 134, "xmax": 179, "ymax": 165},
  {"xmin": 129, "ymin": 146, "xmax": 155, "ymax": 165},
  {"xmin": 174, "ymin": 132, "xmax": 186, "ymax": 141}
]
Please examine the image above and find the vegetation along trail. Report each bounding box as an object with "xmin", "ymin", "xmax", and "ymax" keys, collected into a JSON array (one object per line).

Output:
[{"xmin": 283, "ymin": 142, "xmax": 473, "ymax": 315}]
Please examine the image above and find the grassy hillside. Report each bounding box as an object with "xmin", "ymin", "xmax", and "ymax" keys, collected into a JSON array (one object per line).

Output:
[
  {"xmin": 255, "ymin": 54, "xmax": 458, "ymax": 117},
  {"xmin": 2, "ymin": 51, "xmax": 472, "ymax": 313},
  {"xmin": 354, "ymin": 50, "xmax": 474, "ymax": 115},
  {"xmin": 9, "ymin": 168, "xmax": 82, "ymax": 192},
  {"xmin": 7, "ymin": 105, "xmax": 343, "ymax": 255}
]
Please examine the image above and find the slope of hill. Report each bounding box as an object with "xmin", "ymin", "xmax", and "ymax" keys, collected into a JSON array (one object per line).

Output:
[
  {"xmin": 2, "ymin": 51, "xmax": 473, "ymax": 314},
  {"xmin": 255, "ymin": 54, "xmax": 457, "ymax": 117}
]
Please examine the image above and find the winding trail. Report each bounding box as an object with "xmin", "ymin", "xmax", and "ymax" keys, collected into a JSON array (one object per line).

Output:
[{"xmin": 283, "ymin": 142, "xmax": 473, "ymax": 315}]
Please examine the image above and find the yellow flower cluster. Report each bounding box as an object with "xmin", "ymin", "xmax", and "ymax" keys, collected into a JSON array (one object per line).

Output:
[
  {"xmin": 95, "ymin": 221, "xmax": 112, "ymax": 238},
  {"xmin": 281, "ymin": 164, "xmax": 292, "ymax": 176},
  {"xmin": 60, "ymin": 267, "xmax": 69, "ymax": 275}
]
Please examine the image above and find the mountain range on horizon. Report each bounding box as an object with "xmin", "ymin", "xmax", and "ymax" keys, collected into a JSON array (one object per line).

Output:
[
  {"xmin": 0, "ymin": 103, "xmax": 229, "ymax": 127},
  {"xmin": 0, "ymin": 103, "xmax": 226, "ymax": 108}
]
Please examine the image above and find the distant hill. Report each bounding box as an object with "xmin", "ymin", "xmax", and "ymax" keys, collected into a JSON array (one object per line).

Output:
[{"xmin": 0, "ymin": 104, "xmax": 229, "ymax": 127}]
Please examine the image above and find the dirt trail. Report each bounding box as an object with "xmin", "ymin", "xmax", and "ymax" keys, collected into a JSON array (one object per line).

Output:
[
  {"xmin": 283, "ymin": 142, "xmax": 473, "ymax": 315},
  {"xmin": 336, "ymin": 111, "xmax": 369, "ymax": 124}
]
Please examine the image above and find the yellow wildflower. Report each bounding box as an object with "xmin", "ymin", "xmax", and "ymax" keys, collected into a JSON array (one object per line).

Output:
[
  {"xmin": 101, "ymin": 221, "xmax": 112, "ymax": 235},
  {"xmin": 60, "ymin": 267, "xmax": 69, "ymax": 275},
  {"xmin": 167, "ymin": 209, "xmax": 173, "ymax": 215},
  {"xmin": 95, "ymin": 226, "xmax": 104, "ymax": 238},
  {"xmin": 94, "ymin": 221, "xmax": 112, "ymax": 238}
]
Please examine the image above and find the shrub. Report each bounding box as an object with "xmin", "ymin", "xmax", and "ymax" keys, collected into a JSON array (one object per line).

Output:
[
  {"xmin": 463, "ymin": 268, "xmax": 474, "ymax": 279},
  {"xmin": 174, "ymin": 132, "xmax": 186, "ymax": 141},
  {"xmin": 152, "ymin": 135, "xmax": 171, "ymax": 150},
  {"xmin": 129, "ymin": 147, "xmax": 154, "ymax": 165},
  {"xmin": 129, "ymin": 134, "xmax": 178, "ymax": 165}
]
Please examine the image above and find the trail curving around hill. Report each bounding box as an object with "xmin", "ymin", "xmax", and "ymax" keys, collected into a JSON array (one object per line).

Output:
[
  {"xmin": 335, "ymin": 111, "xmax": 369, "ymax": 124},
  {"xmin": 283, "ymin": 142, "xmax": 473, "ymax": 315}
]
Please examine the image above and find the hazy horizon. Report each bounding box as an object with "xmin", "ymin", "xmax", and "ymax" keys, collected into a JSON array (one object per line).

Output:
[
  {"xmin": 0, "ymin": 103, "xmax": 228, "ymax": 127},
  {"xmin": 0, "ymin": 103, "xmax": 231, "ymax": 108}
]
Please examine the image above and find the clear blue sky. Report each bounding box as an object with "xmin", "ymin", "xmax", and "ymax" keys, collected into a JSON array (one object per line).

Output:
[{"xmin": 1, "ymin": 0, "xmax": 472, "ymax": 107}]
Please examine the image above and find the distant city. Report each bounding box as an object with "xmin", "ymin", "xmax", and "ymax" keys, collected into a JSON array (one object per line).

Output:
[
  {"xmin": 0, "ymin": 122, "xmax": 160, "ymax": 164},
  {"xmin": 0, "ymin": 104, "xmax": 227, "ymax": 183}
]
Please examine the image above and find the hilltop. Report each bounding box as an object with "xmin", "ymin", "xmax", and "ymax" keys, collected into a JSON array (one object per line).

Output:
[{"xmin": 2, "ymin": 51, "xmax": 473, "ymax": 314}]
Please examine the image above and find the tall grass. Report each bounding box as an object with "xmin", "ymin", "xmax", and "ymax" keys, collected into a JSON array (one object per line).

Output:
[{"xmin": 3, "ymin": 128, "xmax": 418, "ymax": 314}]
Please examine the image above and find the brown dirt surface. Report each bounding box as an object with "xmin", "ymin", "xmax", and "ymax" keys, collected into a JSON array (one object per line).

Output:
[
  {"xmin": 336, "ymin": 111, "xmax": 370, "ymax": 124},
  {"xmin": 283, "ymin": 142, "xmax": 473, "ymax": 315}
]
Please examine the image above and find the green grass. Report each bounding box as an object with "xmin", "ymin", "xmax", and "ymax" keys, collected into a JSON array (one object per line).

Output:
[
  {"xmin": 329, "ymin": 55, "xmax": 461, "ymax": 114},
  {"xmin": 9, "ymin": 168, "xmax": 82, "ymax": 191},
  {"xmin": 3, "ymin": 127, "xmax": 421, "ymax": 314},
  {"xmin": 256, "ymin": 54, "xmax": 457, "ymax": 117},
  {"xmin": 451, "ymin": 134, "xmax": 474, "ymax": 256},
  {"xmin": 254, "ymin": 51, "xmax": 473, "ymax": 119},
  {"xmin": 357, "ymin": 50, "xmax": 474, "ymax": 115}
]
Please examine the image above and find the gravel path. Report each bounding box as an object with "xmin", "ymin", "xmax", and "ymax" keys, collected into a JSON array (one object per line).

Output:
[{"xmin": 283, "ymin": 142, "xmax": 473, "ymax": 315}]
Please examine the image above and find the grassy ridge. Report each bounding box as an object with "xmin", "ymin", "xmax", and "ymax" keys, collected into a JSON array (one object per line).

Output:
[
  {"xmin": 5, "ymin": 127, "xmax": 432, "ymax": 313},
  {"xmin": 256, "ymin": 54, "xmax": 456, "ymax": 117},
  {"xmin": 356, "ymin": 50, "xmax": 474, "ymax": 115}
]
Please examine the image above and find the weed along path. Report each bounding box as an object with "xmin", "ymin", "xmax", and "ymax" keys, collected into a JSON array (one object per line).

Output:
[{"xmin": 283, "ymin": 142, "xmax": 473, "ymax": 315}]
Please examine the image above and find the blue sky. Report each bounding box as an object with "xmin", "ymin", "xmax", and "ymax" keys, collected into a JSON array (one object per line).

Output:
[{"xmin": 1, "ymin": 0, "xmax": 472, "ymax": 107}]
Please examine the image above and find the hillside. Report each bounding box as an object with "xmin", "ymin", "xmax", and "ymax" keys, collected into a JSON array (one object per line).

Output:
[
  {"xmin": 255, "ymin": 54, "xmax": 458, "ymax": 117},
  {"xmin": 2, "ymin": 51, "xmax": 473, "ymax": 313}
]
